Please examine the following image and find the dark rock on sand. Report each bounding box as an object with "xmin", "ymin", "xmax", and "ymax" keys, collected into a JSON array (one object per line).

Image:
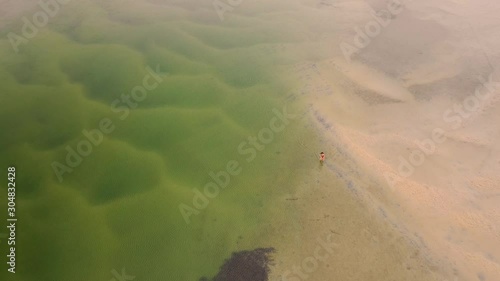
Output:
[{"xmin": 200, "ymin": 248, "xmax": 275, "ymax": 281}]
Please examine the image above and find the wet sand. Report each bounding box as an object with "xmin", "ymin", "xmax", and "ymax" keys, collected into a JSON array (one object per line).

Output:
[{"xmin": 266, "ymin": 137, "xmax": 448, "ymax": 281}]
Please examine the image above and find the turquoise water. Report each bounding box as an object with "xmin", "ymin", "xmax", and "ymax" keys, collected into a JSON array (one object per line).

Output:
[{"xmin": 0, "ymin": 1, "xmax": 322, "ymax": 280}]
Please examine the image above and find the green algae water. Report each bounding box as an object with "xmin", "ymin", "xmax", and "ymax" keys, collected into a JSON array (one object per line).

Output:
[{"xmin": 0, "ymin": 0, "xmax": 328, "ymax": 280}]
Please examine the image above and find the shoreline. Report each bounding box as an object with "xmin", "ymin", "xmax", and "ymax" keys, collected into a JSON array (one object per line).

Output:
[
  {"xmin": 272, "ymin": 52, "xmax": 500, "ymax": 280},
  {"xmin": 263, "ymin": 70, "xmax": 452, "ymax": 280}
]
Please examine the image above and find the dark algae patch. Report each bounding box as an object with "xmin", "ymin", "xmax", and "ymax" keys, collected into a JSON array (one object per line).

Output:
[{"xmin": 201, "ymin": 248, "xmax": 275, "ymax": 281}]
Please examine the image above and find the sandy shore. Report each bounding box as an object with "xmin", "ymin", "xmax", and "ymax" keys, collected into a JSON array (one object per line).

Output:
[{"xmin": 268, "ymin": 0, "xmax": 500, "ymax": 280}]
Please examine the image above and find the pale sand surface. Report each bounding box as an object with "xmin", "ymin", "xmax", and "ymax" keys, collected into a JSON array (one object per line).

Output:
[{"xmin": 268, "ymin": 0, "xmax": 499, "ymax": 280}]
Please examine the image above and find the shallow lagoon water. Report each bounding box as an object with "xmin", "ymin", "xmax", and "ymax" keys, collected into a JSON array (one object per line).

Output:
[{"xmin": 0, "ymin": 1, "xmax": 319, "ymax": 280}]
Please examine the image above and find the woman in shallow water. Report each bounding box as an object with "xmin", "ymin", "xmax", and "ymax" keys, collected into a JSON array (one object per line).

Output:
[{"xmin": 319, "ymin": 152, "xmax": 325, "ymax": 163}]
